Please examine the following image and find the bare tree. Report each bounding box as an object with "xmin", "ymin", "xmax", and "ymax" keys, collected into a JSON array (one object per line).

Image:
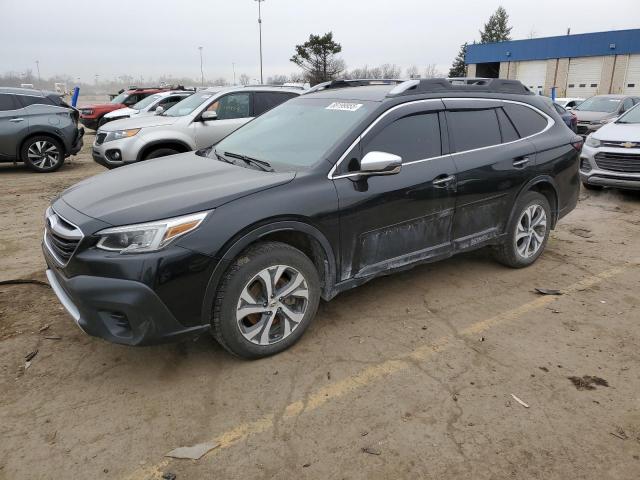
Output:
[
  {"xmin": 239, "ymin": 73, "xmax": 250, "ymax": 86},
  {"xmin": 211, "ymin": 77, "xmax": 229, "ymax": 86},
  {"xmin": 406, "ymin": 65, "xmax": 420, "ymax": 79},
  {"xmin": 267, "ymin": 74, "xmax": 288, "ymax": 85},
  {"xmin": 380, "ymin": 64, "xmax": 402, "ymax": 79},
  {"xmin": 423, "ymin": 64, "xmax": 442, "ymax": 79}
]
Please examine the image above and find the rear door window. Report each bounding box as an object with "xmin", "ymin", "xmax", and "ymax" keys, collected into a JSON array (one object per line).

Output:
[
  {"xmin": 363, "ymin": 112, "xmax": 441, "ymax": 163},
  {"xmin": 502, "ymin": 104, "xmax": 548, "ymax": 138},
  {"xmin": 253, "ymin": 92, "xmax": 297, "ymax": 116},
  {"xmin": 447, "ymin": 109, "xmax": 502, "ymax": 151},
  {"xmin": 0, "ymin": 94, "xmax": 18, "ymax": 111}
]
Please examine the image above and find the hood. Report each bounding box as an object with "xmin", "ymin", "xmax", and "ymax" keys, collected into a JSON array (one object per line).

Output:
[
  {"xmin": 60, "ymin": 152, "xmax": 296, "ymax": 226},
  {"xmin": 104, "ymin": 107, "xmax": 136, "ymax": 118},
  {"xmin": 592, "ymin": 121, "xmax": 640, "ymax": 141},
  {"xmin": 81, "ymin": 103, "xmax": 124, "ymax": 112},
  {"xmin": 98, "ymin": 114, "xmax": 179, "ymax": 131},
  {"xmin": 574, "ymin": 110, "xmax": 616, "ymax": 122}
]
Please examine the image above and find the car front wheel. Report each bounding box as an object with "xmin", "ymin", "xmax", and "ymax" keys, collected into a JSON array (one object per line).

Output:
[
  {"xmin": 22, "ymin": 136, "xmax": 64, "ymax": 172},
  {"xmin": 212, "ymin": 242, "xmax": 321, "ymax": 359},
  {"xmin": 493, "ymin": 191, "xmax": 551, "ymax": 268}
]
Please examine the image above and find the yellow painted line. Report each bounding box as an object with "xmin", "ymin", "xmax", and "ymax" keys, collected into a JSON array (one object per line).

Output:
[{"xmin": 123, "ymin": 263, "xmax": 634, "ymax": 480}]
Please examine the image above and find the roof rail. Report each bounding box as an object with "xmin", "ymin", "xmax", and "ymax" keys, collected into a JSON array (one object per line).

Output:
[
  {"xmin": 241, "ymin": 84, "xmax": 306, "ymax": 90},
  {"xmin": 387, "ymin": 78, "xmax": 532, "ymax": 97},
  {"xmin": 305, "ymin": 78, "xmax": 406, "ymax": 94}
]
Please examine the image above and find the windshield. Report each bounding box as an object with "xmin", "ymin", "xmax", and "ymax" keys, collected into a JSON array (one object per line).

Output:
[
  {"xmin": 131, "ymin": 94, "xmax": 161, "ymax": 111},
  {"xmin": 212, "ymin": 97, "xmax": 375, "ymax": 170},
  {"xmin": 616, "ymin": 103, "xmax": 640, "ymax": 124},
  {"xmin": 164, "ymin": 91, "xmax": 217, "ymax": 117},
  {"xmin": 110, "ymin": 92, "xmax": 130, "ymax": 104},
  {"xmin": 575, "ymin": 97, "xmax": 621, "ymax": 113}
]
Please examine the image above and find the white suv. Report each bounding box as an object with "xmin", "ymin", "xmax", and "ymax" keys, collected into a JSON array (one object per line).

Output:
[
  {"xmin": 91, "ymin": 86, "xmax": 301, "ymax": 168},
  {"xmin": 100, "ymin": 90, "xmax": 194, "ymax": 125}
]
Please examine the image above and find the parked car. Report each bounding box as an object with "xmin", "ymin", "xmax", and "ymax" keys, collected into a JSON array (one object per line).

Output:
[
  {"xmin": 0, "ymin": 87, "xmax": 84, "ymax": 172},
  {"xmin": 555, "ymin": 97, "xmax": 584, "ymax": 109},
  {"xmin": 79, "ymin": 86, "xmax": 178, "ymax": 130},
  {"xmin": 574, "ymin": 94, "xmax": 640, "ymax": 136},
  {"xmin": 43, "ymin": 78, "xmax": 582, "ymax": 358},
  {"xmin": 100, "ymin": 90, "xmax": 194, "ymax": 125},
  {"xmin": 91, "ymin": 86, "xmax": 301, "ymax": 168},
  {"xmin": 553, "ymin": 102, "xmax": 578, "ymax": 132},
  {"xmin": 580, "ymin": 103, "xmax": 640, "ymax": 190}
]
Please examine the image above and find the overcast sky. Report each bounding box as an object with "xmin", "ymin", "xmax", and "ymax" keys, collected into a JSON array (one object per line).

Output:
[{"xmin": 1, "ymin": 0, "xmax": 639, "ymax": 83}]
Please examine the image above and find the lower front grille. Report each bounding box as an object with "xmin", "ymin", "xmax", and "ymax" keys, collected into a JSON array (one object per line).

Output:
[
  {"xmin": 594, "ymin": 152, "xmax": 640, "ymax": 173},
  {"xmin": 44, "ymin": 209, "xmax": 83, "ymax": 266}
]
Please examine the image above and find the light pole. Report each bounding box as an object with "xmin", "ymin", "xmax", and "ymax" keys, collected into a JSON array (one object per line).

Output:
[
  {"xmin": 35, "ymin": 60, "xmax": 41, "ymax": 85},
  {"xmin": 232, "ymin": 62, "xmax": 236, "ymax": 85},
  {"xmin": 254, "ymin": 0, "xmax": 264, "ymax": 84},
  {"xmin": 198, "ymin": 46, "xmax": 204, "ymax": 86}
]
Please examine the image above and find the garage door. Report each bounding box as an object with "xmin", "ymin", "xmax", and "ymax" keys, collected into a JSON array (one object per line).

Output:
[
  {"xmin": 566, "ymin": 57, "xmax": 603, "ymax": 97},
  {"xmin": 516, "ymin": 61, "xmax": 546, "ymax": 94},
  {"xmin": 623, "ymin": 54, "xmax": 640, "ymax": 95}
]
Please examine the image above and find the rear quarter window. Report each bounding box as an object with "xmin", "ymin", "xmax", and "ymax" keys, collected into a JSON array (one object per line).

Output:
[{"xmin": 502, "ymin": 103, "xmax": 548, "ymax": 138}]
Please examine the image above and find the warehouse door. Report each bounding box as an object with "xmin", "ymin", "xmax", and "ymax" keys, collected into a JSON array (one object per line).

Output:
[
  {"xmin": 516, "ymin": 61, "xmax": 546, "ymax": 94},
  {"xmin": 623, "ymin": 55, "xmax": 640, "ymax": 95},
  {"xmin": 566, "ymin": 57, "xmax": 603, "ymax": 97}
]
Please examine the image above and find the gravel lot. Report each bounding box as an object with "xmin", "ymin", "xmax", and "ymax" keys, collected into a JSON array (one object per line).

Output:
[{"xmin": 1, "ymin": 136, "xmax": 639, "ymax": 479}]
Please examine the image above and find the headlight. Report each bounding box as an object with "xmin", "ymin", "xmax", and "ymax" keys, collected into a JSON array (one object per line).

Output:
[
  {"xmin": 585, "ymin": 136, "xmax": 601, "ymax": 148},
  {"xmin": 81, "ymin": 109, "xmax": 94, "ymax": 115},
  {"xmin": 96, "ymin": 211, "xmax": 209, "ymax": 253},
  {"xmin": 103, "ymin": 128, "xmax": 141, "ymax": 143}
]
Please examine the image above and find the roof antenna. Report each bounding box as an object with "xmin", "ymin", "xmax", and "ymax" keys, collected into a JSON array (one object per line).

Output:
[{"xmin": 567, "ymin": 27, "xmax": 571, "ymax": 35}]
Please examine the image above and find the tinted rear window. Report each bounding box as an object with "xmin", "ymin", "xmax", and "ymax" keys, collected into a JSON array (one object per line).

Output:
[
  {"xmin": 0, "ymin": 94, "xmax": 18, "ymax": 111},
  {"xmin": 364, "ymin": 112, "xmax": 441, "ymax": 163},
  {"xmin": 503, "ymin": 104, "xmax": 548, "ymax": 138},
  {"xmin": 447, "ymin": 109, "xmax": 501, "ymax": 151},
  {"xmin": 496, "ymin": 108, "xmax": 519, "ymax": 142}
]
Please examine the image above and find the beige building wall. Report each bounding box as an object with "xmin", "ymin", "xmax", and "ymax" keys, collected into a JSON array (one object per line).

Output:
[
  {"xmin": 544, "ymin": 59, "xmax": 558, "ymax": 96},
  {"xmin": 610, "ymin": 54, "xmax": 629, "ymax": 94},
  {"xmin": 467, "ymin": 63, "xmax": 477, "ymax": 77},
  {"xmin": 599, "ymin": 55, "xmax": 616, "ymax": 94},
  {"xmin": 554, "ymin": 58, "xmax": 570, "ymax": 97},
  {"xmin": 499, "ymin": 62, "xmax": 508, "ymax": 78}
]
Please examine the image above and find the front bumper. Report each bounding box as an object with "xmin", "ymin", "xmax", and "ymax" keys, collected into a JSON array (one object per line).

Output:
[
  {"xmin": 580, "ymin": 144, "xmax": 640, "ymax": 190},
  {"xmin": 45, "ymin": 263, "xmax": 209, "ymax": 345},
  {"xmin": 92, "ymin": 134, "xmax": 144, "ymax": 167}
]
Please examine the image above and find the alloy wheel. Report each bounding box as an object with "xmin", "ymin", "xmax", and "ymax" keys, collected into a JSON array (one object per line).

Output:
[
  {"xmin": 27, "ymin": 141, "xmax": 60, "ymax": 169},
  {"xmin": 515, "ymin": 204, "xmax": 547, "ymax": 259},
  {"xmin": 236, "ymin": 265, "xmax": 309, "ymax": 346}
]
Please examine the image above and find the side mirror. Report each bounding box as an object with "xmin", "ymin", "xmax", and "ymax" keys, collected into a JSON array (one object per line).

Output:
[
  {"xmin": 201, "ymin": 111, "xmax": 218, "ymax": 121},
  {"xmin": 566, "ymin": 106, "xmax": 573, "ymax": 111},
  {"xmin": 359, "ymin": 151, "xmax": 402, "ymax": 176},
  {"xmin": 155, "ymin": 106, "xmax": 164, "ymax": 115}
]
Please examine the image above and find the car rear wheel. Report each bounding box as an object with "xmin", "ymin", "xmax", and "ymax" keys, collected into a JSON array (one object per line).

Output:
[
  {"xmin": 211, "ymin": 242, "xmax": 321, "ymax": 359},
  {"xmin": 144, "ymin": 148, "xmax": 180, "ymax": 160},
  {"xmin": 493, "ymin": 191, "xmax": 551, "ymax": 268},
  {"xmin": 22, "ymin": 136, "xmax": 64, "ymax": 173}
]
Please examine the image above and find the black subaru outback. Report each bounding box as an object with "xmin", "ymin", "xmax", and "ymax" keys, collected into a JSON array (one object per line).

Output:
[{"xmin": 43, "ymin": 78, "xmax": 582, "ymax": 359}]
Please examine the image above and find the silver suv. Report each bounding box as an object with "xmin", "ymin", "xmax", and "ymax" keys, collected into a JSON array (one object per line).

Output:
[
  {"xmin": 0, "ymin": 87, "xmax": 84, "ymax": 172},
  {"xmin": 91, "ymin": 86, "xmax": 301, "ymax": 168}
]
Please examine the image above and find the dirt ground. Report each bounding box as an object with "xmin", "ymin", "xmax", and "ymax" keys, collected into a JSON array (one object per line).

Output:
[{"xmin": 1, "ymin": 137, "xmax": 639, "ymax": 479}]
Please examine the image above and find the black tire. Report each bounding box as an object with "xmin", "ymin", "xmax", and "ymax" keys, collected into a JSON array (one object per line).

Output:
[
  {"xmin": 211, "ymin": 242, "xmax": 321, "ymax": 359},
  {"xmin": 582, "ymin": 182, "xmax": 603, "ymax": 191},
  {"xmin": 493, "ymin": 191, "xmax": 551, "ymax": 268},
  {"xmin": 144, "ymin": 148, "xmax": 180, "ymax": 160},
  {"xmin": 21, "ymin": 136, "xmax": 65, "ymax": 173}
]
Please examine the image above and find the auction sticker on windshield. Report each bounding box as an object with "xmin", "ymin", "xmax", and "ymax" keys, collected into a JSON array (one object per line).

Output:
[{"xmin": 326, "ymin": 102, "xmax": 363, "ymax": 112}]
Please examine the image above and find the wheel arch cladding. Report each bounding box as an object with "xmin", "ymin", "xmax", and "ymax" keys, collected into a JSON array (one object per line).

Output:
[
  {"xmin": 512, "ymin": 176, "xmax": 559, "ymax": 229},
  {"xmin": 200, "ymin": 220, "xmax": 338, "ymax": 325},
  {"xmin": 138, "ymin": 140, "xmax": 191, "ymax": 161}
]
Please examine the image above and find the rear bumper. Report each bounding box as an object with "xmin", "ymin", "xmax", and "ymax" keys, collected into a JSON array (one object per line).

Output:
[
  {"xmin": 70, "ymin": 127, "xmax": 84, "ymax": 155},
  {"xmin": 44, "ymin": 264, "xmax": 209, "ymax": 346}
]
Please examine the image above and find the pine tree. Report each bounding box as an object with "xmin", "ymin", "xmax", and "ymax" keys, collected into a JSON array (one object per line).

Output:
[
  {"xmin": 479, "ymin": 6, "xmax": 512, "ymax": 43},
  {"xmin": 448, "ymin": 43, "xmax": 468, "ymax": 78}
]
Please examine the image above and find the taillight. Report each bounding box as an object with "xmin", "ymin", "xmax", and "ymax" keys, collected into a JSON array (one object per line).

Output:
[{"xmin": 571, "ymin": 137, "xmax": 584, "ymax": 151}]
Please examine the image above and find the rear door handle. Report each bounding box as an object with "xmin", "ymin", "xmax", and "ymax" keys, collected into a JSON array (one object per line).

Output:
[
  {"xmin": 513, "ymin": 157, "xmax": 530, "ymax": 167},
  {"xmin": 9, "ymin": 118, "xmax": 24, "ymax": 123},
  {"xmin": 433, "ymin": 174, "xmax": 455, "ymax": 187}
]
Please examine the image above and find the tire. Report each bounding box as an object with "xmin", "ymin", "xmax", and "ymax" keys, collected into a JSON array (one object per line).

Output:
[
  {"xmin": 212, "ymin": 241, "xmax": 321, "ymax": 359},
  {"xmin": 582, "ymin": 182, "xmax": 603, "ymax": 191},
  {"xmin": 493, "ymin": 191, "xmax": 551, "ymax": 268},
  {"xmin": 144, "ymin": 148, "xmax": 179, "ymax": 160},
  {"xmin": 21, "ymin": 136, "xmax": 65, "ymax": 173}
]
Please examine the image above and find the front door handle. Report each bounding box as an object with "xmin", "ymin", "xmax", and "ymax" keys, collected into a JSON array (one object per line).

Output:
[
  {"xmin": 433, "ymin": 174, "xmax": 455, "ymax": 187},
  {"xmin": 9, "ymin": 118, "xmax": 24, "ymax": 123},
  {"xmin": 513, "ymin": 157, "xmax": 530, "ymax": 167}
]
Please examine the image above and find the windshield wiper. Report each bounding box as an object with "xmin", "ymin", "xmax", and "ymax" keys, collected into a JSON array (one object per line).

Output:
[
  {"xmin": 211, "ymin": 148, "xmax": 237, "ymax": 165},
  {"xmin": 224, "ymin": 151, "xmax": 274, "ymax": 172}
]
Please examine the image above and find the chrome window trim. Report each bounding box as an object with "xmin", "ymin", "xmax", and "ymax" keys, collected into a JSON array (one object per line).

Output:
[{"xmin": 328, "ymin": 97, "xmax": 555, "ymax": 180}]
